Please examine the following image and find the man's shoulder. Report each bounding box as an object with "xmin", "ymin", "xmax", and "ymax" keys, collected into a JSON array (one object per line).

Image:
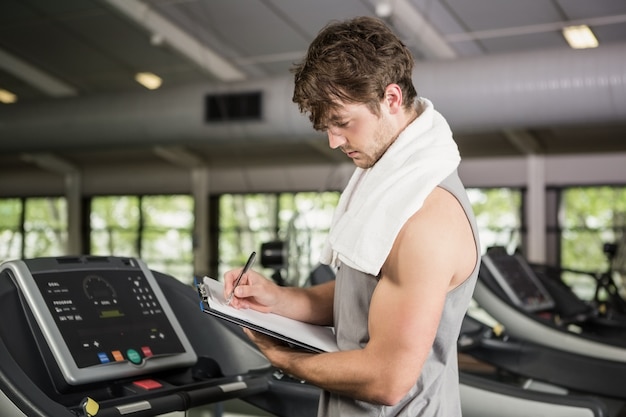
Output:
[{"xmin": 396, "ymin": 186, "xmax": 470, "ymax": 251}]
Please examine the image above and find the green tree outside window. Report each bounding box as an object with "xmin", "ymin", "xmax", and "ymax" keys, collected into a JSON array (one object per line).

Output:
[
  {"xmin": 0, "ymin": 198, "xmax": 23, "ymax": 262},
  {"xmin": 90, "ymin": 195, "xmax": 193, "ymax": 283},
  {"xmin": 24, "ymin": 198, "xmax": 67, "ymax": 259}
]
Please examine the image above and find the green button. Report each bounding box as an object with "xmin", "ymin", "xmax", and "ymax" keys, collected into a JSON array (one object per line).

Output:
[{"xmin": 126, "ymin": 349, "xmax": 142, "ymax": 365}]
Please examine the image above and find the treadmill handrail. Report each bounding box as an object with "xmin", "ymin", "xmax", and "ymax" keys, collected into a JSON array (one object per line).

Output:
[
  {"xmin": 473, "ymin": 279, "xmax": 626, "ymax": 362},
  {"xmin": 84, "ymin": 377, "xmax": 268, "ymax": 417}
]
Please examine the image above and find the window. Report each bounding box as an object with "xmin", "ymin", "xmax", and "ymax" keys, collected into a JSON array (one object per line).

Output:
[
  {"xmin": 560, "ymin": 186, "xmax": 626, "ymax": 300},
  {"xmin": 278, "ymin": 192, "xmax": 340, "ymax": 286},
  {"xmin": 561, "ymin": 186, "xmax": 626, "ymax": 271},
  {"xmin": 0, "ymin": 197, "xmax": 68, "ymax": 263},
  {"xmin": 466, "ymin": 188, "xmax": 523, "ymax": 255},
  {"xmin": 0, "ymin": 198, "xmax": 23, "ymax": 262},
  {"xmin": 23, "ymin": 198, "xmax": 68, "ymax": 258},
  {"xmin": 91, "ymin": 196, "xmax": 141, "ymax": 257},
  {"xmin": 141, "ymin": 196, "xmax": 194, "ymax": 282},
  {"xmin": 218, "ymin": 192, "xmax": 340, "ymax": 286},
  {"xmin": 90, "ymin": 195, "xmax": 194, "ymax": 283}
]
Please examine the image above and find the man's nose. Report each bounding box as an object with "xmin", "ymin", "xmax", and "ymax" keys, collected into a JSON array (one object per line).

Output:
[{"xmin": 327, "ymin": 129, "xmax": 346, "ymax": 149}]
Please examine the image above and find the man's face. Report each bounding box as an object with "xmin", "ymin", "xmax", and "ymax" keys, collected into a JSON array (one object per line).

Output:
[{"xmin": 325, "ymin": 101, "xmax": 397, "ymax": 169}]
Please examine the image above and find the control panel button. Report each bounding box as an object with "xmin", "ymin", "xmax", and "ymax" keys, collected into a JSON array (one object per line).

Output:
[
  {"xmin": 141, "ymin": 346, "xmax": 153, "ymax": 358},
  {"xmin": 126, "ymin": 348, "xmax": 142, "ymax": 364},
  {"xmin": 132, "ymin": 379, "xmax": 163, "ymax": 390}
]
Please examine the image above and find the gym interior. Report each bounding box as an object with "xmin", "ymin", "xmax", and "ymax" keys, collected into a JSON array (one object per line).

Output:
[{"xmin": 1, "ymin": 1, "xmax": 626, "ymax": 416}]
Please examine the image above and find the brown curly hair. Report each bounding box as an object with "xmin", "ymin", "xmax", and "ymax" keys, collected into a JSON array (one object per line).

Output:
[{"xmin": 292, "ymin": 16, "xmax": 417, "ymax": 131}]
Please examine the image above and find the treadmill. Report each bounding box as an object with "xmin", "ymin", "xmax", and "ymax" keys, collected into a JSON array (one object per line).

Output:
[
  {"xmin": 0, "ymin": 256, "xmax": 611, "ymax": 417},
  {"xmin": 0, "ymin": 256, "xmax": 270, "ymax": 417},
  {"xmin": 469, "ymin": 247, "xmax": 626, "ymax": 402}
]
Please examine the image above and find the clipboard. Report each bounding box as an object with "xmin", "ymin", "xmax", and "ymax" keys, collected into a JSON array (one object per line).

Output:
[{"xmin": 196, "ymin": 276, "xmax": 339, "ymax": 353}]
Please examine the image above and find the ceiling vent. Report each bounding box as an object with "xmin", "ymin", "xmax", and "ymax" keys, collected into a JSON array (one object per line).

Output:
[{"xmin": 205, "ymin": 91, "xmax": 262, "ymax": 122}]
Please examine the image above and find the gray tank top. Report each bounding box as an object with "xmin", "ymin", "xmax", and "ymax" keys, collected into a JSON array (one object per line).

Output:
[{"xmin": 318, "ymin": 171, "xmax": 480, "ymax": 417}]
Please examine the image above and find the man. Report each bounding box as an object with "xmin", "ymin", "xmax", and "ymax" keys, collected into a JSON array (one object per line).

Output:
[{"xmin": 224, "ymin": 16, "xmax": 480, "ymax": 416}]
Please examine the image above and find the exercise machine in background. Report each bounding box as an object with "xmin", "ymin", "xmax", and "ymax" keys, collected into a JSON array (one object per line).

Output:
[{"xmin": 468, "ymin": 246, "xmax": 626, "ymax": 413}]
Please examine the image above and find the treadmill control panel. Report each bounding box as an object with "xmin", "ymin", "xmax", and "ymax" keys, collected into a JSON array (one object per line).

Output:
[
  {"xmin": 40, "ymin": 270, "xmax": 178, "ymax": 368},
  {"xmin": 3, "ymin": 257, "xmax": 197, "ymax": 387}
]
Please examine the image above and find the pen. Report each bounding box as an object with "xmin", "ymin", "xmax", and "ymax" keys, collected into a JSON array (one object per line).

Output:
[{"xmin": 226, "ymin": 251, "xmax": 256, "ymax": 305}]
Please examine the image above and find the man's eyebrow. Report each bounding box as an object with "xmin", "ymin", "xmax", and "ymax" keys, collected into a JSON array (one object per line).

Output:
[{"xmin": 328, "ymin": 113, "xmax": 347, "ymax": 123}]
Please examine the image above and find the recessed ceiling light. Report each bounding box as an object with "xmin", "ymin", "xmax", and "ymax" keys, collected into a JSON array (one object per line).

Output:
[
  {"xmin": 135, "ymin": 72, "xmax": 162, "ymax": 90},
  {"xmin": 375, "ymin": 1, "xmax": 393, "ymax": 18},
  {"xmin": 562, "ymin": 25, "xmax": 599, "ymax": 49},
  {"xmin": 0, "ymin": 89, "xmax": 17, "ymax": 104}
]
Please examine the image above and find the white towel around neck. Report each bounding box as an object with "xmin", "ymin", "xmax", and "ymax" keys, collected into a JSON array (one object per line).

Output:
[{"xmin": 320, "ymin": 98, "xmax": 461, "ymax": 276}]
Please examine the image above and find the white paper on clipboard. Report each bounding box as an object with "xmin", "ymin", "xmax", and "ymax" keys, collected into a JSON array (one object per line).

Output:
[{"xmin": 201, "ymin": 276, "xmax": 338, "ymax": 353}]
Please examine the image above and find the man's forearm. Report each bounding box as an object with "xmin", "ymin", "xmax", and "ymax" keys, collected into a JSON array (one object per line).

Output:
[
  {"xmin": 265, "ymin": 344, "xmax": 398, "ymax": 405},
  {"xmin": 277, "ymin": 280, "xmax": 335, "ymax": 325}
]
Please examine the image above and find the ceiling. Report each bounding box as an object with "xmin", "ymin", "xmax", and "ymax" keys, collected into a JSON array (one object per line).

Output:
[{"xmin": 1, "ymin": 0, "xmax": 626, "ymax": 174}]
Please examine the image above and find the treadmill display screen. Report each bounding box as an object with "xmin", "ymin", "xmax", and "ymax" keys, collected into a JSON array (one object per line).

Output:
[
  {"xmin": 483, "ymin": 252, "xmax": 555, "ymax": 312},
  {"xmin": 34, "ymin": 269, "xmax": 185, "ymax": 368}
]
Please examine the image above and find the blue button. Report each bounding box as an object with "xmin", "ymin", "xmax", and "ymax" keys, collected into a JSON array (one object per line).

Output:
[{"xmin": 97, "ymin": 352, "xmax": 110, "ymax": 363}]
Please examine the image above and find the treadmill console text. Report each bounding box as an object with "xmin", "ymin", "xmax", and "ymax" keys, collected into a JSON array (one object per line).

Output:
[{"xmin": 3, "ymin": 257, "xmax": 196, "ymax": 387}]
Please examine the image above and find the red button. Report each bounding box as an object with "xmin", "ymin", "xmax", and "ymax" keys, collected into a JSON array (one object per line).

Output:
[
  {"xmin": 132, "ymin": 379, "xmax": 162, "ymax": 390},
  {"xmin": 141, "ymin": 346, "xmax": 153, "ymax": 357}
]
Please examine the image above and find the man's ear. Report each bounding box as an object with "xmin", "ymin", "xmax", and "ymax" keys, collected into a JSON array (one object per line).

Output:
[{"xmin": 383, "ymin": 83, "xmax": 403, "ymax": 114}]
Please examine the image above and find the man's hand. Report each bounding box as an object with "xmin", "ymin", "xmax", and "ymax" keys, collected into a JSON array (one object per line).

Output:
[
  {"xmin": 223, "ymin": 268, "xmax": 280, "ymax": 313},
  {"xmin": 242, "ymin": 327, "xmax": 285, "ymax": 351},
  {"xmin": 241, "ymin": 327, "xmax": 315, "ymax": 374}
]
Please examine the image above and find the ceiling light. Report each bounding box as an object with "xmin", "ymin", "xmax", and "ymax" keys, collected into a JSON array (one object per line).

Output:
[
  {"xmin": 0, "ymin": 89, "xmax": 17, "ymax": 104},
  {"xmin": 135, "ymin": 72, "xmax": 162, "ymax": 90},
  {"xmin": 562, "ymin": 25, "xmax": 599, "ymax": 49},
  {"xmin": 150, "ymin": 33, "xmax": 164, "ymax": 47},
  {"xmin": 375, "ymin": 1, "xmax": 393, "ymax": 18}
]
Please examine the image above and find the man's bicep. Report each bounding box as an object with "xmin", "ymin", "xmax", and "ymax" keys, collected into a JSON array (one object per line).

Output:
[
  {"xmin": 365, "ymin": 270, "xmax": 445, "ymax": 392},
  {"xmin": 366, "ymin": 205, "xmax": 454, "ymax": 379}
]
